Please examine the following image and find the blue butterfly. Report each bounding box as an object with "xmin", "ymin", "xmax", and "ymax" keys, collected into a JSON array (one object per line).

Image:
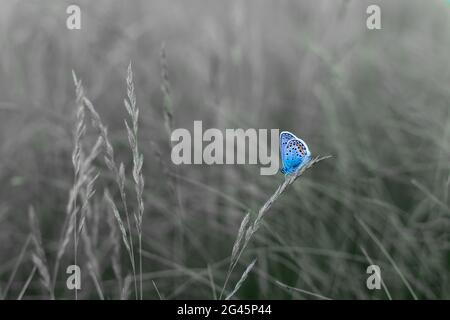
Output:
[{"xmin": 280, "ymin": 131, "xmax": 312, "ymax": 175}]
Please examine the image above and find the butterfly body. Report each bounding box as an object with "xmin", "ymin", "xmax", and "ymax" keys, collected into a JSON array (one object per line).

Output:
[{"xmin": 280, "ymin": 131, "xmax": 311, "ymax": 175}]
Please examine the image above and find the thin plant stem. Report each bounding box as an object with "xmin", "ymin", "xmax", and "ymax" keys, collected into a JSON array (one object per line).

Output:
[{"xmin": 219, "ymin": 155, "xmax": 332, "ymax": 299}]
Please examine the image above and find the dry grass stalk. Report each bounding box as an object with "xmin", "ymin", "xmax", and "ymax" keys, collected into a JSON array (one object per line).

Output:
[
  {"xmin": 124, "ymin": 62, "xmax": 145, "ymax": 299},
  {"xmin": 159, "ymin": 44, "xmax": 186, "ymax": 265},
  {"xmin": 220, "ymin": 155, "xmax": 332, "ymax": 299},
  {"xmin": 107, "ymin": 196, "xmax": 123, "ymax": 295},
  {"xmin": 52, "ymin": 72, "xmax": 102, "ymax": 298},
  {"xmin": 225, "ymin": 258, "xmax": 257, "ymax": 300},
  {"xmin": 160, "ymin": 43, "xmax": 174, "ymax": 138},
  {"xmin": 121, "ymin": 274, "xmax": 133, "ymax": 300},
  {"xmin": 105, "ymin": 190, "xmax": 132, "ymax": 255},
  {"xmin": 275, "ymin": 280, "xmax": 332, "ymax": 300},
  {"xmin": 17, "ymin": 266, "xmax": 37, "ymax": 300},
  {"xmin": 2, "ymin": 235, "xmax": 31, "ymax": 299},
  {"xmin": 87, "ymin": 262, "xmax": 105, "ymax": 300},
  {"xmin": 29, "ymin": 206, "xmax": 54, "ymax": 299},
  {"xmin": 73, "ymin": 71, "xmax": 138, "ymax": 299}
]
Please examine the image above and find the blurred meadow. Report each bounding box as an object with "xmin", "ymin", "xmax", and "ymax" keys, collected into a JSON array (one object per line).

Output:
[{"xmin": 0, "ymin": 0, "xmax": 450, "ymax": 299}]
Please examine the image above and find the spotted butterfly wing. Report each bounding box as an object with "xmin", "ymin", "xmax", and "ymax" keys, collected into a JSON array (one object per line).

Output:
[
  {"xmin": 280, "ymin": 131, "xmax": 296, "ymax": 173},
  {"xmin": 279, "ymin": 131, "xmax": 311, "ymax": 175}
]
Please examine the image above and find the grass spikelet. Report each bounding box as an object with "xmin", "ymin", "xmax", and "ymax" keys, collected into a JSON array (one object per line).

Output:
[
  {"xmin": 159, "ymin": 44, "xmax": 187, "ymax": 266},
  {"xmin": 105, "ymin": 190, "xmax": 131, "ymax": 255},
  {"xmin": 225, "ymin": 259, "xmax": 257, "ymax": 300},
  {"xmin": 73, "ymin": 70, "xmax": 138, "ymax": 299},
  {"xmin": 52, "ymin": 74, "xmax": 103, "ymax": 297},
  {"xmin": 231, "ymin": 212, "xmax": 250, "ymax": 266},
  {"xmin": 160, "ymin": 43, "xmax": 174, "ymax": 138},
  {"xmin": 77, "ymin": 168, "xmax": 100, "ymax": 238},
  {"xmin": 124, "ymin": 61, "xmax": 145, "ymax": 299},
  {"xmin": 107, "ymin": 199, "xmax": 123, "ymax": 295},
  {"xmin": 52, "ymin": 73, "xmax": 86, "ymax": 291}
]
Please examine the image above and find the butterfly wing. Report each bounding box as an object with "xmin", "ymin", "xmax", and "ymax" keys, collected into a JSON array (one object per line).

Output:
[
  {"xmin": 283, "ymin": 139, "xmax": 305, "ymax": 174},
  {"xmin": 280, "ymin": 131, "xmax": 296, "ymax": 150},
  {"xmin": 280, "ymin": 132, "xmax": 312, "ymax": 175},
  {"xmin": 280, "ymin": 131, "xmax": 296, "ymax": 172}
]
